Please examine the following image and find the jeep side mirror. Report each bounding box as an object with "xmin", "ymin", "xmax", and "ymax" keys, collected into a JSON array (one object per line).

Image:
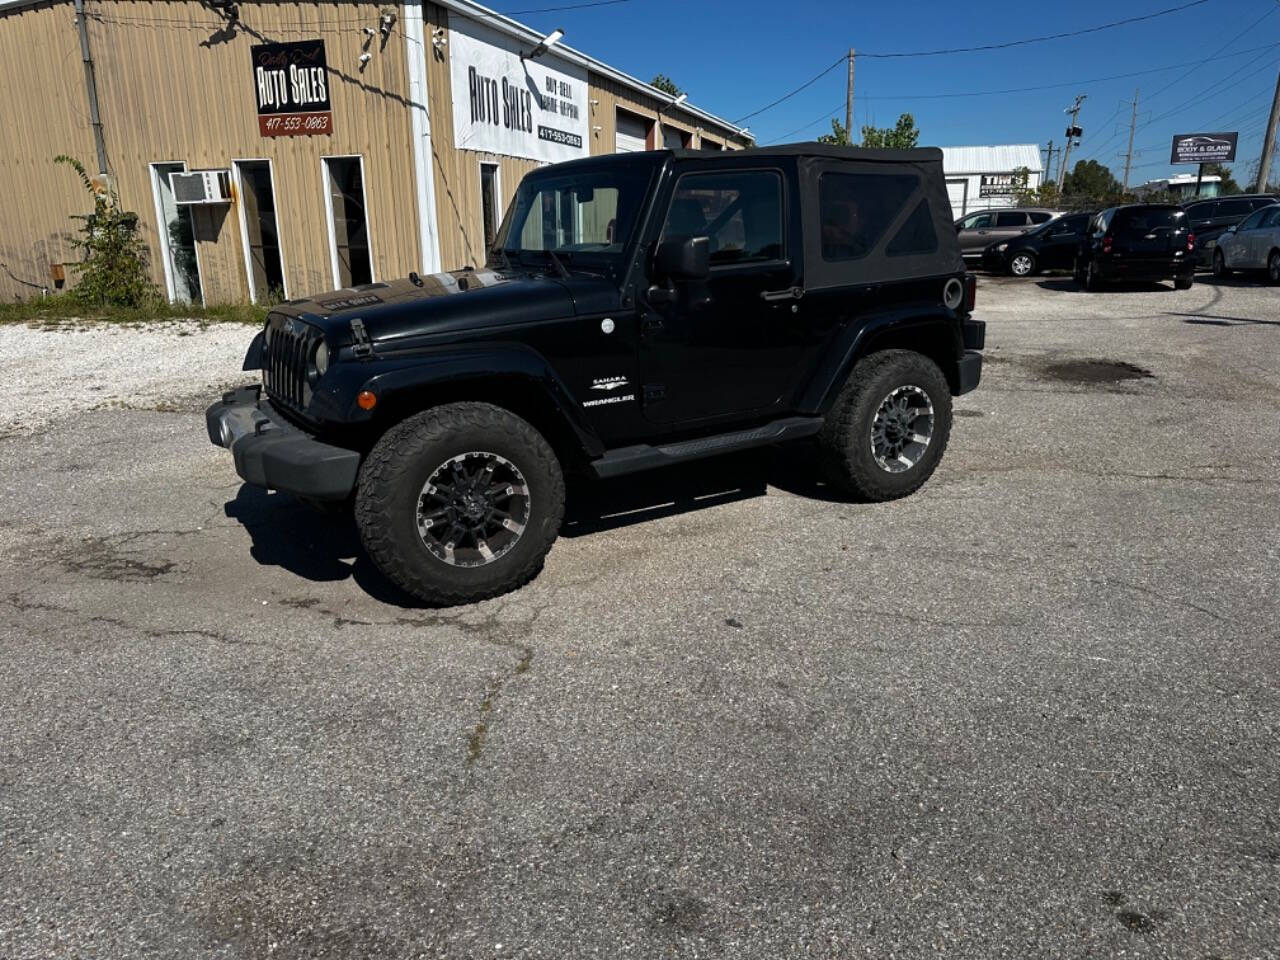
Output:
[{"xmin": 654, "ymin": 236, "xmax": 710, "ymax": 281}]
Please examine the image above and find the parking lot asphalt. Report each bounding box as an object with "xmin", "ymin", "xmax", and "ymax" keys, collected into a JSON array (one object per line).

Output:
[{"xmin": 2, "ymin": 273, "xmax": 1278, "ymax": 959}]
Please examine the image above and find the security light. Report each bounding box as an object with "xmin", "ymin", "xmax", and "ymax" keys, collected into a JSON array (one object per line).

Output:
[
  {"xmin": 524, "ymin": 28, "xmax": 564, "ymax": 60},
  {"xmin": 672, "ymin": 93, "xmax": 688, "ymax": 107}
]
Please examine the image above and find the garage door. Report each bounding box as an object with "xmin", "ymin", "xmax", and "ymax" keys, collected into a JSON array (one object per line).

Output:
[
  {"xmin": 946, "ymin": 178, "xmax": 968, "ymax": 219},
  {"xmin": 662, "ymin": 127, "xmax": 686, "ymax": 150},
  {"xmin": 616, "ymin": 112, "xmax": 648, "ymax": 153}
]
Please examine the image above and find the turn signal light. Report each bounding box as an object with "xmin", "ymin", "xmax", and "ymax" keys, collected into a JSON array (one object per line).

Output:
[
  {"xmin": 1102, "ymin": 234, "xmax": 1113, "ymax": 254},
  {"xmin": 357, "ymin": 390, "xmax": 377, "ymax": 411},
  {"xmin": 1186, "ymin": 232, "xmax": 1196, "ymax": 252}
]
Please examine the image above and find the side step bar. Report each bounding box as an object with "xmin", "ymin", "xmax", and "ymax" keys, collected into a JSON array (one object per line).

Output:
[{"xmin": 590, "ymin": 416, "xmax": 824, "ymax": 479}]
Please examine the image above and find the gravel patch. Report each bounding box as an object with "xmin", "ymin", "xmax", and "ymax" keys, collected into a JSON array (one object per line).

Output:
[{"xmin": 0, "ymin": 321, "xmax": 250, "ymax": 434}]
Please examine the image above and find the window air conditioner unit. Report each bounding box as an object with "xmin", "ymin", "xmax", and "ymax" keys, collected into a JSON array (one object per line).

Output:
[{"xmin": 171, "ymin": 169, "xmax": 233, "ymax": 205}]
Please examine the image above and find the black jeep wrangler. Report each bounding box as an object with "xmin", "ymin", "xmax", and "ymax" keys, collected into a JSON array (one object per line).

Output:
[{"xmin": 206, "ymin": 144, "xmax": 984, "ymax": 605}]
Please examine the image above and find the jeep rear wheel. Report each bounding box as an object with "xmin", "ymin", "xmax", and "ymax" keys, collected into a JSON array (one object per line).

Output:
[
  {"xmin": 355, "ymin": 402, "xmax": 564, "ymax": 606},
  {"xmin": 818, "ymin": 349, "xmax": 952, "ymax": 501}
]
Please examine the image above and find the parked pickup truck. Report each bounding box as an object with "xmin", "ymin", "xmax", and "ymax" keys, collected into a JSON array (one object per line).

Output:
[{"xmin": 207, "ymin": 144, "xmax": 985, "ymax": 605}]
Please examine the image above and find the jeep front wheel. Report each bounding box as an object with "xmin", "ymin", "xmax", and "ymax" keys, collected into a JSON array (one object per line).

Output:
[
  {"xmin": 818, "ymin": 349, "xmax": 952, "ymax": 501},
  {"xmin": 355, "ymin": 402, "xmax": 565, "ymax": 605}
]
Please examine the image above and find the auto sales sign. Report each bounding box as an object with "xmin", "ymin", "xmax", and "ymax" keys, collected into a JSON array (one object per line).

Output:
[
  {"xmin": 449, "ymin": 20, "xmax": 589, "ymax": 164},
  {"xmin": 251, "ymin": 40, "xmax": 333, "ymax": 137},
  {"xmin": 1170, "ymin": 132, "xmax": 1237, "ymax": 164}
]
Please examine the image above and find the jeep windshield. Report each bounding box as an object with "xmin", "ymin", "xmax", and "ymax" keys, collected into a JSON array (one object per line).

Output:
[{"xmin": 492, "ymin": 161, "xmax": 653, "ymax": 273}]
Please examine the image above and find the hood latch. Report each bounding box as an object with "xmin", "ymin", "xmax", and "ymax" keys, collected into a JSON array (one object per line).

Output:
[{"xmin": 350, "ymin": 317, "xmax": 374, "ymax": 358}]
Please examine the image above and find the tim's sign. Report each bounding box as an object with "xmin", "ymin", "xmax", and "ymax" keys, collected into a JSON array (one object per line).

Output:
[
  {"xmin": 1170, "ymin": 132, "xmax": 1237, "ymax": 164},
  {"xmin": 251, "ymin": 40, "xmax": 333, "ymax": 137},
  {"xmin": 979, "ymin": 174, "xmax": 1018, "ymax": 198}
]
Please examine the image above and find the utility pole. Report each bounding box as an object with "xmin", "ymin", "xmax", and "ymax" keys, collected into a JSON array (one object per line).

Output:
[
  {"xmin": 1122, "ymin": 88, "xmax": 1139, "ymax": 192},
  {"xmin": 1058, "ymin": 94, "xmax": 1086, "ymax": 190},
  {"xmin": 74, "ymin": 0, "xmax": 108, "ymax": 176},
  {"xmin": 844, "ymin": 49, "xmax": 856, "ymax": 145},
  {"xmin": 1254, "ymin": 68, "xmax": 1280, "ymax": 193},
  {"xmin": 1043, "ymin": 140, "xmax": 1056, "ymax": 185}
]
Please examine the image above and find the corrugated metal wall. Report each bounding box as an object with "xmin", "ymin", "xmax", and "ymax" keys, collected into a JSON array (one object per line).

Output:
[
  {"xmin": 0, "ymin": 1, "xmax": 99, "ymax": 301},
  {"xmin": 86, "ymin": 0, "xmax": 422, "ymax": 302},
  {"xmin": 0, "ymin": 0, "xmax": 750, "ymax": 303}
]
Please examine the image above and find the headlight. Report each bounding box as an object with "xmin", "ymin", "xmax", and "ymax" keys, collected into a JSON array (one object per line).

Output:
[
  {"xmin": 996, "ymin": 243, "xmax": 1008, "ymax": 252},
  {"xmin": 314, "ymin": 341, "xmax": 329, "ymax": 376}
]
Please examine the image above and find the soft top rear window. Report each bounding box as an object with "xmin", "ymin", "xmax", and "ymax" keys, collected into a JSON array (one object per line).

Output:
[{"xmin": 1113, "ymin": 207, "xmax": 1185, "ymax": 233}]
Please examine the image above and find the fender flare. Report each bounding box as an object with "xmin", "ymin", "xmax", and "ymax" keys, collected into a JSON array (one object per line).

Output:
[
  {"xmin": 313, "ymin": 342, "xmax": 604, "ymax": 458},
  {"xmin": 802, "ymin": 307, "xmax": 963, "ymax": 414}
]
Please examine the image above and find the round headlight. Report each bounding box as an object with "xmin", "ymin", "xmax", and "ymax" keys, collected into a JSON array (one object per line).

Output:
[{"xmin": 314, "ymin": 341, "xmax": 329, "ymax": 376}]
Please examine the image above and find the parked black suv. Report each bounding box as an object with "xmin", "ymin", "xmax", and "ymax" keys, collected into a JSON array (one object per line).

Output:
[
  {"xmin": 207, "ymin": 145, "xmax": 984, "ymax": 604},
  {"xmin": 1183, "ymin": 194, "xmax": 1279, "ymax": 267},
  {"xmin": 1073, "ymin": 204, "xmax": 1195, "ymax": 291},
  {"xmin": 981, "ymin": 211, "xmax": 1092, "ymax": 276}
]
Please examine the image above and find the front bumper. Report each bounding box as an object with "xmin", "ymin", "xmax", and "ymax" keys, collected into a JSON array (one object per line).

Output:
[
  {"xmin": 204, "ymin": 385, "xmax": 360, "ymax": 501},
  {"xmin": 980, "ymin": 250, "xmax": 1009, "ymax": 272}
]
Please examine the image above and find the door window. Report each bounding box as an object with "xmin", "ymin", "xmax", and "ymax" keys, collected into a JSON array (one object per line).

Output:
[
  {"xmin": 1260, "ymin": 207, "xmax": 1280, "ymax": 228},
  {"xmin": 323, "ymin": 156, "xmax": 372, "ymax": 287},
  {"xmin": 819, "ymin": 172, "xmax": 918, "ymax": 260},
  {"xmin": 995, "ymin": 211, "xmax": 1028, "ymax": 227},
  {"xmin": 150, "ymin": 162, "xmax": 201, "ymax": 304},
  {"xmin": 1027, "ymin": 211, "xmax": 1053, "ymax": 224},
  {"xmin": 1216, "ymin": 198, "xmax": 1255, "ymax": 219},
  {"xmin": 662, "ymin": 170, "xmax": 784, "ymax": 266},
  {"xmin": 960, "ymin": 212, "xmax": 992, "ymax": 229},
  {"xmin": 1236, "ymin": 209, "xmax": 1268, "ymax": 232},
  {"xmin": 234, "ymin": 160, "xmax": 285, "ymax": 302}
]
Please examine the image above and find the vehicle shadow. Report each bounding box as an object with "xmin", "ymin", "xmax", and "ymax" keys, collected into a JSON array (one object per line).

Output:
[
  {"xmin": 1036, "ymin": 278, "xmax": 1173, "ymax": 293},
  {"xmin": 1192, "ymin": 272, "xmax": 1268, "ymax": 288},
  {"xmin": 221, "ymin": 442, "xmax": 851, "ymax": 605}
]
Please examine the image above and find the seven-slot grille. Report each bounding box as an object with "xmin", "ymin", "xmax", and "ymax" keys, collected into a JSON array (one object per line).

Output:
[{"xmin": 262, "ymin": 313, "xmax": 321, "ymax": 410}]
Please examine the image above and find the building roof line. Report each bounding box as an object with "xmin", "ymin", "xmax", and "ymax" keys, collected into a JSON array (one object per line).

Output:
[{"xmin": 0, "ymin": 0, "xmax": 751, "ymax": 142}]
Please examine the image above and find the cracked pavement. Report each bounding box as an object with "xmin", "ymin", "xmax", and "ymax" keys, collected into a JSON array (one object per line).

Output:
[{"xmin": 1, "ymin": 274, "xmax": 1278, "ymax": 959}]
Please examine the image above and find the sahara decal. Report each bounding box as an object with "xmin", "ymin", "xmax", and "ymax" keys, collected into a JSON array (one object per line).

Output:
[{"xmin": 590, "ymin": 376, "xmax": 629, "ymax": 391}]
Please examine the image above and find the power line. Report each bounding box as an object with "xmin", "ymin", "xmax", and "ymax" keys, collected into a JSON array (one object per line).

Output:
[
  {"xmin": 733, "ymin": 56, "xmax": 847, "ymax": 124},
  {"xmin": 737, "ymin": 1, "xmax": 1216, "ymax": 125},
  {"xmin": 765, "ymin": 102, "xmax": 847, "ymax": 144},
  {"xmin": 855, "ymin": 0, "xmax": 1211, "ymax": 58}
]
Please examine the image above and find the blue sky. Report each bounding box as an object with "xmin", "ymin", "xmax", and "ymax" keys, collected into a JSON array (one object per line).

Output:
[{"xmin": 511, "ymin": 0, "xmax": 1280, "ymax": 187}]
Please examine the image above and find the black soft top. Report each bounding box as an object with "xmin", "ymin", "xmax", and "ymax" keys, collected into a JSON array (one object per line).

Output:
[{"xmin": 669, "ymin": 143, "xmax": 945, "ymax": 165}]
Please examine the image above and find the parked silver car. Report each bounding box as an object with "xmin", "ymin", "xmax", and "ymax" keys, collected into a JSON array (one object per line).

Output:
[
  {"xmin": 954, "ymin": 208, "xmax": 1060, "ymax": 259},
  {"xmin": 1210, "ymin": 202, "xmax": 1280, "ymax": 282}
]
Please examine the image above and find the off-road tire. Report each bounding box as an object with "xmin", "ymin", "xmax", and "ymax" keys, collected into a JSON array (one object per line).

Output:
[
  {"xmin": 1174, "ymin": 273, "xmax": 1194, "ymax": 290},
  {"xmin": 1009, "ymin": 252, "xmax": 1037, "ymax": 277},
  {"xmin": 1212, "ymin": 249, "xmax": 1231, "ymax": 279},
  {"xmin": 818, "ymin": 349, "xmax": 953, "ymax": 502},
  {"xmin": 355, "ymin": 402, "xmax": 564, "ymax": 606}
]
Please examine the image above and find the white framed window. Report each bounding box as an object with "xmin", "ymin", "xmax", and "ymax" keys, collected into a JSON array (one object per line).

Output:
[
  {"xmin": 149, "ymin": 161, "xmax": 203, "ymax": 304},
  {"xmin": 479, "ymin": 160, "xmax": 501, "ymax": 254},
  {"xmin": 231, "ymin": 158, "xmax": 288, "ymax": 302},
  {"xmin": 321, "ymin": 155, "xmax": 374, "ymax": 288}
]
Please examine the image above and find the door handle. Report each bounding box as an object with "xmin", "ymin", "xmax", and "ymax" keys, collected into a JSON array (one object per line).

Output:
[
  {"xmin": 760, "ymin": 286, "xmax": 804, "ymax": 302},
  {"xmin": 642, "ymin": 316, "xmax": 664, "ymax": 333}
]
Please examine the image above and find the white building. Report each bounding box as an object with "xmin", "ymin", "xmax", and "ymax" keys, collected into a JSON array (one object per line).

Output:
[
  {"xmin": 1134, "ymin": 173, "xmax": 1223, "ymax": 201},
  {"xmin": 941, "ymin": 145, "xmax": 1044, "ymax": 218}
]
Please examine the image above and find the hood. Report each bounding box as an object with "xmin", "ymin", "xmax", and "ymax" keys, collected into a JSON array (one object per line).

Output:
[{"xmin": 271, "ymin": 270, "xmax": 591, "ymax": 345}]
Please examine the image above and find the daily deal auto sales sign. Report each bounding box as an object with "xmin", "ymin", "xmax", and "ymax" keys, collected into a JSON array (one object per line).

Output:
[
  {"xmin": 251, "ymin": 40, "xmax": 334, "ymax": 137},
  {"xmin": 449, "ymin": 20, "xmax": 589, "ymax": 164}
]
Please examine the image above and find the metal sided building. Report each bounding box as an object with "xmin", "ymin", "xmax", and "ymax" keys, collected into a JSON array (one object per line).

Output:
[
  {"xmin": 940, "ymin": 145, "xmax": 1044, "ymax": 219},
  {"xmin": 0, "ymin": 0, "xmax": 750, "ymax": 304}
]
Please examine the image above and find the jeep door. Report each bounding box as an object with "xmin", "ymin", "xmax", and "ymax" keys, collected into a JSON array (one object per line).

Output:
[{"xmin": 638, "ymin": 162, "xmax": 806, "ymax": 425}]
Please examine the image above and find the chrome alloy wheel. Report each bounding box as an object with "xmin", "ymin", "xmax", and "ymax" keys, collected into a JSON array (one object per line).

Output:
[
  {"xmin": 417, "ymin": 452, "xmax": 530, "ymax": 567},
  {"xmin": 869, "ymin": 385, "xmax": 934, "ymax": 474},
  {"xmin": 1010, "ymin": 253, "xmax": 1034, "ymax": 276}
]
